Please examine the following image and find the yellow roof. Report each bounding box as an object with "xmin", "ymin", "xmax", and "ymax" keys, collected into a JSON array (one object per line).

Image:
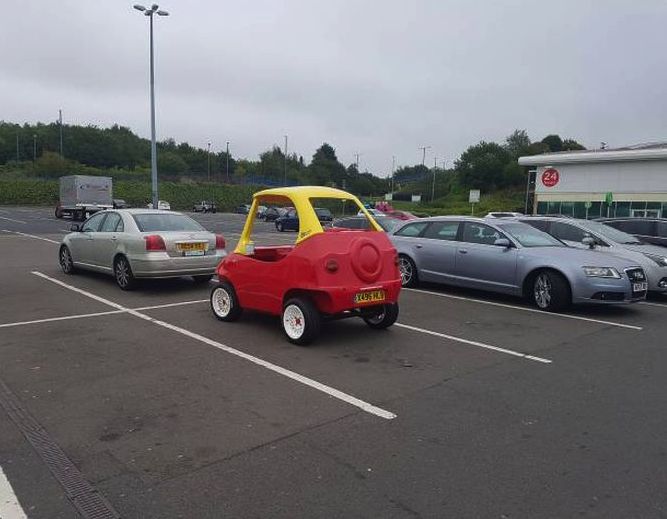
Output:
[{"xmin": 252, "ymin": 186, "xmax": 358, "ymax": 202}]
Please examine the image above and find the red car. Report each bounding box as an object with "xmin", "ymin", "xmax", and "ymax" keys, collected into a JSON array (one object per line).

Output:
[
  {"xmin": 210, "ymin": 186, "xmax": 402, "ymax": 344},
  {"xmin": 385, "ymin": 210, "xmax": 418, "ymax": 221}
]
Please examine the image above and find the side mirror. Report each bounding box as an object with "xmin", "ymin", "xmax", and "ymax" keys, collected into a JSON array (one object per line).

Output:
[
  {"xmin": 582, "ymin": 236, "xmax": 596, "ymax": 249},
  {"xmin": 70, "ymin": 224, "xmax": 81, "ymax": 232},
  {"xmin": 494, "ymin": 238, "xmax": 511, "ymax": 248}
]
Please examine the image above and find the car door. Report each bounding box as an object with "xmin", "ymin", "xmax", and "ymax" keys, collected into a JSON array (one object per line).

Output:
[
  {"xmin": 453, "ymin": 222, "xmax": 518, "ymax": 293},
  {"xmin": 70, "ymin": 212, "xmax": 107, "ymax": 266},
  {"xmin": 93, "ymin": 212, "xmax": 124, "ymax": 270},
  {"xmin": 416, "ymin": 221, "xmax": 461, "ymax": 283}
]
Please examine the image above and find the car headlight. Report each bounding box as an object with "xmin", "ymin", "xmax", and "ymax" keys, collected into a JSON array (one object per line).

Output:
[
  {"xmin": 643, "ymin": 254, "xmax": 667, "ymax": 267},
  {"xmin": 582, "ymin": 266, "xmax": 621, "ymax": 278}
]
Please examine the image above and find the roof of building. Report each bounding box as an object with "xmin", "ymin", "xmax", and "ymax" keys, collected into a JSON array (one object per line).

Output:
[{"xmin": 518, "ymin": 141, "xmax": 667, "ymax": 166}]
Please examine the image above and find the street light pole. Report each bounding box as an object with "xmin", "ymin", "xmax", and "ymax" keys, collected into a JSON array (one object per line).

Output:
[
  {"xmin": 134, "ymin": 4, "xmax": 169, "ymax": 209},
  {"xmin": 419, "ymin": 145, "xmax": 430, "ymax": 166},
  {"xmin": 391, "ymin": 155, "xmax": 395, "ymax": 193},
  {"xmin": 284, "ymin": 135, "xmax": 288, "ymax": 186},
  {"xmin": 207, "ymin": 142, "xmax": 211, "ymax": 181},
  {"xmin": 225, "ymin": 141, "xmax": 230, "ymax": 182},
  {"xmin": 431, "ymin": 156, "xmax": 437, "ymax": 202}
]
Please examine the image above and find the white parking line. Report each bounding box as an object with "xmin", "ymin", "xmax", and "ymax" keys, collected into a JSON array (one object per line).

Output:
[
  {"xmin": 640, "ymin": 301, "xmax": 667, "ymax": 308},
  {"xmin": 395, "ymin": 323, "xmax": 552, "ymax": 364},
  {"xmin": 31, "ymin": 272, "xmax": 396, "ymax": 420},
  {"xmin": 0, "ymin": 300, "xmax": 209, "ymax": 329},
  {"xmin": 405, "ymin": 288, "xmax": 643, "ymax": 331},
  {"xmin": 0, "ymin": 216, "xmax": 26, "ymax": 224},
  {"xmin": 0, "ymin": 466, "xmax": 27, "ymax": 519},
  {"xmin": 1, "ymin": 229, "xmax": 60, "ymax": 244}
]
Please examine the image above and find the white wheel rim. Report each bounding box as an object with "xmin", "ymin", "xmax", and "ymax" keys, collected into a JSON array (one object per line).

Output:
[
  {"xmin": 283, "ymin": 304, "xmax": 305, "ymax": 339},
  {"xmin": 116, "ymin": 260, "xmax": 129, "ymax": 287},
  {"xmin": 398, "ymin": 258, "xmax": 412, "ymax": 286},
  {"xmin": 534, "ymin": 274, "xmax": 552, "ymax": 308},
  {"xmin": 212, "ymin": 287, "xmax": 232, "ymax": 317},
  {"xmin": 60, "ymin": 248, "xmax": 71, "ymax": 271}
]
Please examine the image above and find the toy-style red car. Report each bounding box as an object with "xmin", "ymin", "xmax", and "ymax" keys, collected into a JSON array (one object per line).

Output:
[{"xmin": 210, "ymin": 186, "xmax": 402, "ymax": 344}]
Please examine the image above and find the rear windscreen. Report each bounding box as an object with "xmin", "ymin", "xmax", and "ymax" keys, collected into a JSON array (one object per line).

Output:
[{"xmin": 133, "ymin": 214, "xmax": 204, "ymax": 232}]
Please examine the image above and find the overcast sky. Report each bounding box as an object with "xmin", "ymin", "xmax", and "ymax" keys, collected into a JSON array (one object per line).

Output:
[{"xmin": 1, "ymin": 0, "xmax": 665, "ymax": 175}]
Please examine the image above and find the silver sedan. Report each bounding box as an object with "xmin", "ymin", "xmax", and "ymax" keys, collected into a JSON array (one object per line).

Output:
[
  {"xmin": 59, "ymin": 209, "xmax": 227, "ymax": 290},
  {"xmin": 391, "ymin": 216, "xmax": 647, "ymax": 311}
]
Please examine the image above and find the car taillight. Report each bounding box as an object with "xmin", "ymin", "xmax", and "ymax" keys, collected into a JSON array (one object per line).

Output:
[
  {"xmin": 325, "ymin": 258, "xmax": 339, "ymax": 272},
  {"xmin": 144, "ymin": 235, "xmax": 166, "ymax": 251},
  {"xmin": 215, "ymin": 234, "xmax": 226, "ymax": 250}
]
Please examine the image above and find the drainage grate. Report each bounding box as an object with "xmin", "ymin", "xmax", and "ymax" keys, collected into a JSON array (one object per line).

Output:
[{"xmin": 0, "ymin": 379, "xmax": 121, "ymax": 519}]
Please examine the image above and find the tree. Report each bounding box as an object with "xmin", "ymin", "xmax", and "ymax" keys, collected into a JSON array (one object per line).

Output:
[
  {"xmin": 562, "ymin": 138, "xmax": 586, "ymax": 151},
  {"xmin": 158, "ymin": 151, "xmax": 189, "ymax": 175},
  {"xmin": 505, "ymin": 129, "xmax": 531, "ymax": 158},
  {"xmin": 541, "ymin": 134, "xmax": 564, "ymax": 152},
  {"xmin": 455, "ymin": 141, "xmax": 512, "ymax": 190},
  {"xmin": 308, "ymin": 143, "xmax": 346, "ymax": 186}
]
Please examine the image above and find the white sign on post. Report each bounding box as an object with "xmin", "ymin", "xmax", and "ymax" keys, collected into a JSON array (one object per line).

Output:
[{"xmin": 469, "ymin": 190, "xmax": 480, "ymax": 203}]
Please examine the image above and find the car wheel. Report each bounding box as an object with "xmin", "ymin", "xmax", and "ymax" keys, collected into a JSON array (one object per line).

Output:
[
  {"xmin": 210, "ymin": 282, "xmax": 243, "ymax": 321},
  {"xmin": 363, "ymin": 303, "xmax": 399, "ymax": 329},
  {"xmin": 398, "ymin": 255, "xmax": 418, "ymax": 288},
  {"xmin": 532, "ymin": 270, "xmax": 570, "ymax": 312},
  {"xmin": 55, "ymin": 207, "xmax": 63, "ymax": 219},
  {"xmin": 59, "ymin": 245, "xmax": 76, "ymax": 274},
  {"xmin": 276, "ymin": 222, "xmax": 284, "ymax": 232},
  {"xmin": 114, "ymin": 255, "xmax": 137, "ymax": 291},
  {"xmin": 282, "ymin": 297, "xmax": 321, "ymax": 345}
]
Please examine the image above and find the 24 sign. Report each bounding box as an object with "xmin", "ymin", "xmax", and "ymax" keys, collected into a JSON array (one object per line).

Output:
[{"xmin": 541, "ymin": 168, "xmax": 560, "ymax": 187}]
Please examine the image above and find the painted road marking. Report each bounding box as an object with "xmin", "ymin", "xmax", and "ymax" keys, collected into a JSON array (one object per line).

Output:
[
  {"xmin": 0, "ymin": 300, "xmax": 208, "ymax": 329},
  {"xmin": 0, "ymin": 466, "xmax": 27, "ymax": 519},
  {"xmin": 32, "ymin": 272, "xmax": 396, "ymax": 420},
  {"xmin": 405, "ymin": 288, "xmax": 643, "ymax": 331},
  {"xmin": 640, "ymin": 301, "xmax": 667, "ymax": 308},
  {"xmin": 0, "ymin": 216, "xmax": 26, "ymax": 224},
  {"xmin": 1, "ymin": 229, "xmax": 60, "ymax": 244},
  {"xmin": 395, "ymin": 323, "xmax": 552, "ymax": 364}
]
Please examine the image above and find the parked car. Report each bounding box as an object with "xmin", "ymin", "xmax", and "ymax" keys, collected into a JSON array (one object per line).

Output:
[
  {"xmin": 518, "ymin": 217, "xmax": 667, "ymax": 293},
  {"xmin": 193, "ymin": 200, "xmax": 217, "ymax": 213},
  {"xmin": 596, "ymin": 217, "xmax": 667, "ymax": 248},
  {"xmin": 59, "ymin": 209, "xmax": 227, "ymax": 290},
  {"xmin": 334, "ymin": 216, "xmax": 402, "ymax": 233},
  {"xmin": 257, "ymin": 205, "xmax": 268, "ymax": 218},
  {"xmin": 314, "ymin": 207, "xmax": 333, "ymax": 222},
  {"xmin": 358, "ymin": 208, "xmax": 385, "ymax": 217},
  {"xmin": 385, "ymin": 210, "xmax": 418, "ymax": 221},
  {"xmin": 262, "ymin": 206, "xmax": 286, "ymax": 222},
  {"xmin": 391, "ymin": 216, "xmax": 647, "ymax": 311},
  {"xmin": 146, "ymin": 200, "xmax": 171, "ymax": 211},
  {"xmin": 112, "ymin": 199, "xmax": 128, "ymax": 209},
  {"xmin": 275, "ymin": 208, "xmax": 299, "ymax": 232},
  {"xmin": 486, "ymin": 211, "xmax": 523, "ymax": 218},
  {"xmin": 209, "ymin": 186, "xmax": 401, "ymax": 344},
  {"xmin": 234, "ymin": 204, "xmax": 251, "ymax": 214}
]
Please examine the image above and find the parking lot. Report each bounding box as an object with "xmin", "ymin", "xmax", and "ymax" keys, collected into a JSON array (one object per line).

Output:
[{"xmin": 2, "ymin": 205, "xmax": 667, "ymax": 518}]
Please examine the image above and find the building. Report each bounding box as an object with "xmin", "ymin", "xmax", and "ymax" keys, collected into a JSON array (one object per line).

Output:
[{"xmin": 518, "ymin": 143, "xmax": 667, "ymax": 218}]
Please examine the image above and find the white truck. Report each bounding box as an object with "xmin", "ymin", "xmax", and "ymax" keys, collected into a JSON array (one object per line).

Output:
[{"xmin": 55, "ymin": 175, "xmax": 113, "ymax": 221}]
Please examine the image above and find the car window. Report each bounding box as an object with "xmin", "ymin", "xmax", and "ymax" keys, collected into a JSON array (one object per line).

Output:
[
  {"xmin": 287, "ymin": 210, "xmax": 297, "ymax": 218},
  {"xmin": 520, "ymin": 219, "xmax": 549, "ymax": 232},
  {"xmin": 100, "ymin": 213, "xmax": 122, "ymax": 232},
  {"xmin": 82, "ymin": 212, "xmax": 107, "ymax": 232},
  {"xmin": 334, "ymin": 218, "xmax": 363, "ymax": 229},
  {"xmin": 376, "ymin": 217, "xmax": 400, "ymax": 233},
  {"xmin": 133, "ymin": 214, "xmax": 205, "ymax": 232},
  {"xmin": 395, "ymin": 222, "xmax": 429, "ymax": 237},
  {"xmin": 658, "ymin": 222, "xmax": 667, "ymax": 238},
  {"xmin": 550, "ymin": 222, "xmax": 589, "ymax": 243},
  {"xmin": 461, "ymin": 222, "xmax": 504, "ymax": 245},
  {"xmin": 422, "ymin": 221, "xmax": 459, "ymax": 241},
  {"xmin": 497, "ymin": 222, "xmax": 564, "ymax": 247},
  {"xmin": 618, "ymin": 220, "xmax": 653, "ymax": 235}
]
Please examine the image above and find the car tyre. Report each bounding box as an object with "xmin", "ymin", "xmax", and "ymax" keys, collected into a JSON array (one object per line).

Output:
[
  {"xmin": 532, "ymin": 270, "xmax": 570, "ymax": 312},
  {"xmin": 210, "ymin": 282, "xmax": 243, "ymax": 321},
  {"xmin": 59, "ymin": 245, "xmax": 77, "ymax": 274},
  {"xmin": 193, "ymin": 274, "xmax": 213, "ymax": 283},
  {"xmin": 398, "ymin": 255, "xmax": 419, "ymax": 288},
  {"xmin": 363, "ymin": 303, "xmax": 399, "ymax": 329},
  {"xmin": 114, "ymin": 255, "xmax": 137, "ymax": 291},
  {"xmin": 282, "ymin": 296, "xmax": 321, "ymax": 345}
]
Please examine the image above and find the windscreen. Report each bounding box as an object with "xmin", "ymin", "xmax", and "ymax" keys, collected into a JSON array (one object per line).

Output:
[
  {"xmin": 498, "ymin": 222, "xmax": 564, "ymax": 247},
  {"xmin": 133, "ymin": 213, "xmax": 205, "ymax": 232},
  {"xmin": 580, "ymin": 220, "xmax": 642, "ymax": 244}
]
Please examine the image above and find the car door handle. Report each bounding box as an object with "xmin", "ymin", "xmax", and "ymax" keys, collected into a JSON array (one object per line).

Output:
[
  {"xmin": 415, "ymin": 244, "xmax": 423, "ymax": 249},
  {"xmin": 459, "ymin": 249, "xmax": 468, "ymax": 254},
  {"xmin": 110, "ymin": 236, "xmax": 118, "ymax": 241}
]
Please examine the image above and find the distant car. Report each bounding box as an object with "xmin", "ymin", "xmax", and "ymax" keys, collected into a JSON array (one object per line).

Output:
[
  {"xmin": 596, "ymin": 217, "xmax": 667, "ymax": 248},
  {"xmin": 518, "ymin": 217, "xmax": 667, "ymax": 293},
  {"xmin": 334, "ymin": 216, "xmax": 402, "ymax": 233},
  {"xmin": 193, "ymin": 200, "xmax": 217, "ymax": 213},
  {"xmin": 257, "ymin": 205, "xmax": 268, "ymax": 218},
  {"xmin": 113, "ymin": 199, "xmax": 128, "ymax": 209},
  {"xmin": 391, "ymin": 216, "xmax": 647, "ymax": 311},
  {"xmin": 357, "ymin": 208, "xmax": 384, "ymax": 217},
  {"xmin": 385, "ymin": 210, "xmax": 418, "ymax": 221},
  {"xmin": 147, "ymin": 200, "xmax": 171, "ymax": 211},
  {"xmin": 59, "ymin": 209, "xmax": 227, "ymax": 290},
  {"xmin": 486, "ymin": 211, "xmax": 523, "ymax": 218},
  {"xmin": 235, "ymin": 204, "xmax": 251, "ymax": 214},
  {"xmin": 275, "ymin": 208, "xmax": 299, "ymax": 232},
  {"xmin": 262, "ymin": 206, "xmax": 286, "ymax": 221},
  {"xmin": 314, "ymin": 207, "xmax": 333, "ymax": 222}
]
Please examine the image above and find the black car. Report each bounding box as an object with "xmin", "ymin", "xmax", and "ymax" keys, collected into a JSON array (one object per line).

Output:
[
  {"xmin": 112, "ymin": 199, "xmax": 128, "ymax": 209},
  {"xmin": 262, "ymin": 206, "xmax": 287, "ymax": 221},
  {"xmin": 234, "ymin": 204, "xmax": 251, "ymax": 214},
  {"xmin": 596, "ymin": 217, "xmax": 667, "ymax": 248},
  {"xmin": 333, "ymin": 216, "xmax": 401, "ymax": 233},
  {"xmin": 314, "ymin": 207, "xmax": 333, "ymax": 222},
  {"xmin": 193, "ymin": 200, "xmax": 217, "ymax": 213}
]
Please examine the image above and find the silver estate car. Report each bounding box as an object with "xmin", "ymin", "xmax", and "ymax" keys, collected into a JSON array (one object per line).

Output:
[
  {"xmin": 518, "ymin": 217, "xmax": 667, "ymax": 293},
  {"xmin": 391, "ymin": 217, "xmax": 647, "ymax": 311},
  {"xmin": 59, "ymin": 209, "xmax": 227, "ymax": 290}
]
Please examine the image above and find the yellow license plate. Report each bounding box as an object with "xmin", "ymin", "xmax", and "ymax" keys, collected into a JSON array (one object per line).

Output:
[
  {"xmin": 177, "ymin": 242, "xmax": 206, "ymax": 251},
  {"xmin": 354, "ymin": 290, "xmax": 386, "ymax": 304}
]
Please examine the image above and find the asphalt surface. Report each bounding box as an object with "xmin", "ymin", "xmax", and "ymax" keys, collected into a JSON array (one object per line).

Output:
[{"xmin": 1, "ymin": 205, "xmax": 667, "ymax": 518}]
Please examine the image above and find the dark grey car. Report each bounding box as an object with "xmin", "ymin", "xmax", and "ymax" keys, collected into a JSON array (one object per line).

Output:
[{"xmin": 391, "ymin": 217, "xmax": 647, "ymax": 311}]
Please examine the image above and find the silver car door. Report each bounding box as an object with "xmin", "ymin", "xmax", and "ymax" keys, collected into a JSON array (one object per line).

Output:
[
  {"xmin": 74, "ymin": 212, "xmax": 107, "ymax": 266},
  {"xmin": 454, "ymin": 222, "xmax": 518, "ymax": 292},
  {"xmin": 418, "ymin": 221, "xmax": 460, "ymax": 282},
  {"xmin": 93, "ymin": 212, "xmax": 123, "ymax": 270}
]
